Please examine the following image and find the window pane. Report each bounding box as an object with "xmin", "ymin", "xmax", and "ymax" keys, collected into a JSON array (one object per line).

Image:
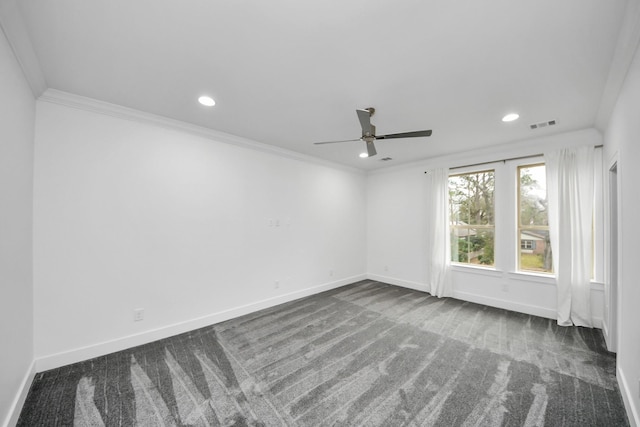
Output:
[
  {"xmin": 451, "ymin": 229, "xmax": 495, "ymax": 266},
  {"xmin": 518, "ymin": 163, "xmax": 552, "ymax": 273},
  {"xmin": 449, "ymin": 170, "xmax": 495, "ymax": 266},
  {"xmin": 519, "ymin": 165, "xmax": 548, "ymax": 226},
  {"xmin": 519, "ymin": 229, "xmax": 553, "ymax": 273},
  {"xmin": 449, "ymin": 171, "xmax": 495, "ymax": 226}
]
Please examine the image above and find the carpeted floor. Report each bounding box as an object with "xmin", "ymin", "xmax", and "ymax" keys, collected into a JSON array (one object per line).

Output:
[{"xmin": 18, "ymin": 280, "xmax": 629, "ymax": 426}]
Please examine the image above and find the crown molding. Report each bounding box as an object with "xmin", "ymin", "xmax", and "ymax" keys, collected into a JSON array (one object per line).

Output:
[
  {"xmin": 39, "ymin": 89, "xmax": 364, "ymax": 175},
  {"xmin": 0, "ymin": 0, "xmax": 46, "ymax": 97},
  {"xmin": 596, "ymin": 0, "xmax": 640, "ymax": 130}
]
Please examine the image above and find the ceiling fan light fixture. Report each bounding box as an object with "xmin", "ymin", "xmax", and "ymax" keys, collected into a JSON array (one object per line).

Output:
[
  {"xmin": 359, "ymin": 152, "xmax": 369, "ymax": 158},
  {"xmin": 502, "ymin": 113, "xmax": 519, "ymax": 122},
  {"xmin": 198, "ymin": 95, "xmax": 216, "ymax": 107}
]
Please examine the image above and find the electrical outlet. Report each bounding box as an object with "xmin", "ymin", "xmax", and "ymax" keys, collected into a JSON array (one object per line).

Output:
[
  {"xmin": 330, "ymin": 269, "xmax": 334, "ymax": 277},
  {"xmin": 501, "ymin": 283, "xmax": 509, "ymax": 293},
  {"xmin": 274, "ymin": 280, "xmax": 280, "ymax": 289},
  {"xmin": 384, "ymin": 265, "xmax": 389, "ymax": 272},
  {"xmin": 134, "ymin": 308, "xmax": 144, "ymax": 322}
]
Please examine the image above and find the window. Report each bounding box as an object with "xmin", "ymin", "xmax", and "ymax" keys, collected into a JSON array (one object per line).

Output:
[
  {"xmin": 449, "ymin": 170, "xmax": 495, "ymax": 266},
  {"xmin": 518, "ymin": 164, "xmax": 552, "ymax": 273},
  {"xmin": 442, "ymin": 153, "xmax": 602, "ymax": 278},
  {"xmin": 521, "ymin": 240, "xmax": 534, "ymax": 250}
]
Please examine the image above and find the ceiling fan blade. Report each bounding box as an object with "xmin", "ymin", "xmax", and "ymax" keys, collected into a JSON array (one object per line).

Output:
[
  {"xmin": 356, "ymin": 109, "xmax": 372, "ymax": 136},
  {"xmin": 366, "ymin": 140, "xmax": 377, "ymax": 157},
  {"xmin": 313, "ymin": 138, "xmax": 361, "ymax": 145},
  {"xmin": 376, "ymin": 130, "xmax": 432, "ymax": 139}
]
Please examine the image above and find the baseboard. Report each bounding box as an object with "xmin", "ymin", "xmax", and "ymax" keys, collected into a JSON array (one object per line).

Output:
[
  {"xmin": 367, "ymin": 274, "xmax": 606, "ymax": 327},
  {"xmin": 367, "ymin": 275, "xmax": 557, "ymax": 320},
  {"xmin": 454, "ymin": 289, "xmax": 606, "ymax": 327},
  {"xmin": 35, "ymin": 274, "xmax": 365, "ymax": 372},
  {"xmin": 618, "ymin": 365, "xmax": 640, "ymax": 427},
  {"xmin": 451, "ymin": 290, "xmax": 557, "ymax": 320},
  {"xmin": 366, "ymin": 274, "xmax": 429, "ymax": 293},
  {"xmin": 3, "ymin": 360, "xmax": 36, "ymax": 427}
]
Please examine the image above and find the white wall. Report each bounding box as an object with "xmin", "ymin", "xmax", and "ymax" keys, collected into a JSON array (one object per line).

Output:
[
  {"xmin": 367, "ymin": 128, "xmax": 605, "ymax": 323},
  {"xmin": 0, "ymin": 27, "xmax": 35, "ymax": 427},
  {"xmin": 604, "ymin": 38, "xmax": 640, "ymax": 426},
  {"xmin": 33, "ymin": 97, "xmax": 366, "ymax": 368}
]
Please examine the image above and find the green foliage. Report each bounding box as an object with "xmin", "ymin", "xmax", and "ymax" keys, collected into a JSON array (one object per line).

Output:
[
  {"xmin": 520, "ymin": 253, "xmax": 543, "ymax": 270},
  {"xmin": 519, "ymin": 252, "xmax": 553, "ymax": 272},
  {"xmin": 455, "ymin": 238, "xmax": 470, "ymax": 262},
  {"xmin": 477, "ymin": 234, "xmax": 494, "ymax": 265},
  {"xmin": 452, "ymin": 233, "xmax": 495, "ymax": 265}
]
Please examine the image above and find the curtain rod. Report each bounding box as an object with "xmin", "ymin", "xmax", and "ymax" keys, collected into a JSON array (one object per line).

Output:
[{"xmin": 424, "ymin": 144, "xmax": 603, "ymax": 173}]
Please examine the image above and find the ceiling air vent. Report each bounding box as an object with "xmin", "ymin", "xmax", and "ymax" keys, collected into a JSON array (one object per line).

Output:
[
  {"xmin": 380, "ymin": 157, "xmax": 393, "ymax": 161},
  {"xmin": 530, "ymin": 119, "xmax": 557, "ymax": 130}
]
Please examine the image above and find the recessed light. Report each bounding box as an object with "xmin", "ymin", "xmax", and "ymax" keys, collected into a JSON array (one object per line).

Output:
[
  {"xmin": 359, "ymin": 152, "xmax": 369, "ymax": 158},
  {"xmin": 198, "ymin": 96, "xmax": 216, "ymax": 107},
  {"xmin": 502, "ymin": 113, "xmax": 519, "ymax": 122}
]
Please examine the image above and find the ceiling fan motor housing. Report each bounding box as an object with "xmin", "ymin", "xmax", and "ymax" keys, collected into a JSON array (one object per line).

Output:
[{"xmin": 364, "ymin": 124, "xmax": 376, "ymax": 138}]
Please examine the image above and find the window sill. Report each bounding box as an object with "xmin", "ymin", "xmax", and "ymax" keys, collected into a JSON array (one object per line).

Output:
[
  {"xmin": 507, "ymin": 272, "xmax": 605, "ymax": 290},
  {"xmin": 450, "ymin": 265, "xmax": 604, "ymax": 290},
  {"xmin": 451, "ymin": 263, "xmax": 502, "ymax": 278},
  {"xmin": 508, "ymin": 271, "xmax": 556, "ymax": 285}
]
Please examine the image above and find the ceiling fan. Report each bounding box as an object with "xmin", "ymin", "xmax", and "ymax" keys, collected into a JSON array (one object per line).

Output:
[{"xmin": 313, "ymin": 107, "xmax": 432, "ymax": 157}]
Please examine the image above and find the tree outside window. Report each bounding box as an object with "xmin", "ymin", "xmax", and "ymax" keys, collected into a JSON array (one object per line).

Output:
[{"xmin": 448, "ymin": 170, "xmax": 495, "ymax": 266}]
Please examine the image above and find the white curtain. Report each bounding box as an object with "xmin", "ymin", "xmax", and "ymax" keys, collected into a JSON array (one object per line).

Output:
[
  {"xmin": 426, "ymin": 168, "xmax": 452, "ymax": 298},
  {"xmin": 545, "ymin": 146, "xmax": 595, "ymax": 327}
]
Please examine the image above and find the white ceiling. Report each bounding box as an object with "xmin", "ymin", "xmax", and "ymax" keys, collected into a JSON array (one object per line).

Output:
[{"xmin": 15, "ymin": 0, "xmax": 629, "ymax": 170}]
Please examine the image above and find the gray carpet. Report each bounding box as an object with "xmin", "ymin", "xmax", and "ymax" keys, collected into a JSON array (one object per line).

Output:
[{"xmin": 18, "ymin": 280, "xmax": 629, "ymax": 426}]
